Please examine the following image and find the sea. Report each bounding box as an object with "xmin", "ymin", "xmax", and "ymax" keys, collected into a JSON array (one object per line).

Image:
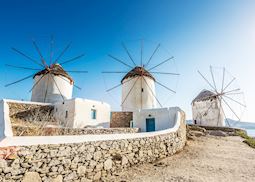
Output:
[
  {"xmin": 186, "ymin": 120, "xmax": 255, "ymax": 137},
  {"xmin": 246, "ymin": 129, "xmax": 255, "ymax": 137}
]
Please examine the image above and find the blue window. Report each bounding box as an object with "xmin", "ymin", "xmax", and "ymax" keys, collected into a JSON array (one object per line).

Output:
[{"xmin": 91, "ymin": 109, "xmax": 97, "ymax": 119}]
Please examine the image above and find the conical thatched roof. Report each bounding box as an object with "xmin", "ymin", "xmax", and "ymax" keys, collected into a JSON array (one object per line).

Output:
[
  {"xmin": 192, "ymin": 89, "xmax": 217, "ymax": 103},
  {"xmin": 33, "ymin": 64, "xmax": 73, "ymax": 83},
  {"xmin": 121, "ymin": 66, "xmax": 155, "ymax": 83}
]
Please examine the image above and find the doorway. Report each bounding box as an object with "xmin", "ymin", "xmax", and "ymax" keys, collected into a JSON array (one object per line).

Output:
[{"xmin": 146, "ymin": 118, "xmax": 155, "ymax": 132}]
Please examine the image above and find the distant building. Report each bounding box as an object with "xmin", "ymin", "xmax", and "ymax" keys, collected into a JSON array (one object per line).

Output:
[{"xmin": 192, "ymin": 89, "xmax": 225, "ymax": 126}]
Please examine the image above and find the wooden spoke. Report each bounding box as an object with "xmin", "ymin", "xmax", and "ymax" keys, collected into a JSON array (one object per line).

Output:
[
  {"xmin": 144, "ymin": 43, "xmax": 160, "ymax": 68},
  {"xmin": 43, "ymin": 75, "xmax": 50, "ymax": 102},
  {"xmin": 210, "ymin": 66, "xmax": 217, "ymax": 92},
  {"xmin": 142, "ymin": 76, "xmax": 162, "ymax": 107},
  {"xmin": 155, "ymin": 80, "xmax": 176, "ymax": 93},
  {"xmin": 223, "ymin": 95, "xmax": 246, "ymax": 107},
  {"xmin": 148, "ymin": 56, "xmax": 174, "ymax": 71},
  {"xmin": 121, "ymin": 77, "xmax": 139, "ymax": 106},
  {"xmin": 225, "ymin": 92, "xmax": 244, "ymax": 96},
  {"xmin": 11, "ymin": 47, "xmax": 44, "ymax": 67},
  {"xmin": 59, "ymin": 54, "xmax": 85, "ymax": 65},
  {"xmin": 106, "ymin": 76, "xmax": 136, "ymax": 92},
  {"xmin": 102, "ymin": 71, "xmax": 127, "ymax": 74},
  {"xmin": 32, "ymin": 40, "xmax": 47, "ymax": 68},
  {"xmin": 29, "ymin": 74, "xmax": 46, "ymax": 92},
  {"xmin": 222, "ymin": 77, "xmax": 236, "ymax": 92},
  {"xmin": 65, "ymin": 70, "xmax": 88, "ymax": 73},
  {"xmin": 223, "ymin": 88, "xmax": 241, "ymax": 94},
  {"xmin": 122, "ymin": 42, "xmax": 136, "ymax": 66},
  {"xmin": 5, "ymin": 73, "xmax": 35, "ymax": 87},
  {"xmin": 221, "ymin": 96, "xmax": 241, "ymax": 121},
  {"xmin": 108, "ymin": 54, "xmax": 133, "ymax": 69},
  {"xmin": 54, "ymin": 42, "xmax": 72, "ymax": 63},
  {"xmin": 150, "ymin": 72, "xmax": 180, "ymax": 75},
  {"xmin": 221, "ymin": 67, "xmax": 225, "ymax": 93},
  {"xmin": 197, "ymin": 70, "xmax": 216, "ymax": 91},
  {"xmin": 49, "ymin": 35, "xmax": 54, "ymax": 65},
  {"xmin": 217, "ymin": 97, "xmax": 231, "ymax": 126},
  {"xmin": 5, "ymin": 64, "xmax": 41, "ymax": 71},
  {"xmin": 56, "ymin": 75, "xmax": 82, "ymax": 90},
  {"xmin": 140, "ymin": 39, "xmax": 143, "ymax": 67},
  {"xmin": 49, "ymin": 74, "xmax": 65, "ymax": 102}
]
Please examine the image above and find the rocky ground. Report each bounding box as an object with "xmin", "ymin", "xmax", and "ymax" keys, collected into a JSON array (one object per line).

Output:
[{"xmin": 111, "ymin": 127, "xmax": 255, "ymax": 182}]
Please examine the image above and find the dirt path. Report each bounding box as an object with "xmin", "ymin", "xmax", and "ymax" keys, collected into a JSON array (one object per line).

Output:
[{"xmin": 111, "ymin": 136, "xmax": 255, "ymax": 182}]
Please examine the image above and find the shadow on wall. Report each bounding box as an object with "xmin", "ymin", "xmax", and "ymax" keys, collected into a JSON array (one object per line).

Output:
[{"xmin": 85, "ymin": 122, "xmax": 110, "ymax": 128}]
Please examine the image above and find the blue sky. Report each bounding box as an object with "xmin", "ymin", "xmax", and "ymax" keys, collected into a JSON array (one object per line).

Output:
[{"xmin": 0, "ymin": 0, "xmax": 254, "ymax": 122}]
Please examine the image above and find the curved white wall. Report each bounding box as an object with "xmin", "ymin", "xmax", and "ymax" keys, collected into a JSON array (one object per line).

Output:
[
  {"xmin": 0, "ymin": 103, "xmax": 184, "ymax": 147},
  {"xmin": 31, "ymin": 74, "xmax": 73, "ymax": 103},
  {"xmin": 121, "ymin": 76, "xmax": 157, "ymax": 111}
]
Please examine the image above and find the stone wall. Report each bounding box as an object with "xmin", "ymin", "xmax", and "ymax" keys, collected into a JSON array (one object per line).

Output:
[
  {"xmin": 110, "ymin": 112, "xmax": 133, "ymax": 128},
  {"xmin": 12, "ymin": 126, "xmax": 140, "ymax": 136},
  {"xmin": 0, "ymin": 111, "xmax": 186, "ymax": 182}
]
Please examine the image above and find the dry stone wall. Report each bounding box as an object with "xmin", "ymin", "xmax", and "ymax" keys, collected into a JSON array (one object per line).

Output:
[
  {"xmin": 0, "ymin": 111, "xmax": 186, "ymax": 182},
  {"xmin": 110, "ymin": 112, "xmax": 133, "ymax": 128},
  {"xmin": 12, "ymin": 126, "xmax": 140, "ymax": 136}
]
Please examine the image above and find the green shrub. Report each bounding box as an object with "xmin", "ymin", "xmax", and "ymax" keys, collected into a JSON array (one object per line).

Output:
[{"xmin": 236, "ymin": 130, "xmax": 255, "ymax": 149}]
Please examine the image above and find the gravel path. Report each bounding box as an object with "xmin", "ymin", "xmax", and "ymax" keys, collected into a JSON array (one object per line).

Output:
[{"xmin": 111, "ymin": 136, "xmax": 255, "ymax": 182}]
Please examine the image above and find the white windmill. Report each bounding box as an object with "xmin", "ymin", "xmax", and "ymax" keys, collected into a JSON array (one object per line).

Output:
[
  {"xmin": 192, "ymin": 66, "xmax": 246, "ymax": 126},
  {"xmin": 103, "ymin": 40, "xmax": 179, "ymax": 112},
  {"xmin": 5, "ymin": 37, "xmax": 87, "ymax": 103}
]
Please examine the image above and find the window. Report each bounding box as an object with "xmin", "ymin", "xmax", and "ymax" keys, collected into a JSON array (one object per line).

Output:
[
  {"xmin": 91, "ymin": 109, "xmax": 97, "ymax": 119},
  {"xmin": 130, "ymin": 120, "xmax": 134, "ymax": 128},
  {"xmin": 65, "ymin": 111, "xmax": 68, "ymax": 118}
]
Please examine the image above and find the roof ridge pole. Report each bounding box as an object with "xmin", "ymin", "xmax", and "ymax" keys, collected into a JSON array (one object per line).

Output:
[{"xmin": 49, "ymin": 35, "xmax": 54, "ymax": 66}]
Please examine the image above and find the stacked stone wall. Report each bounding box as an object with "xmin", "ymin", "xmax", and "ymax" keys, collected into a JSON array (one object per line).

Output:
[
  {"xmin": 0, "ymin": 112, "xmax": 186, "ymax": 181},
  {"xmin": 110, "ymin": 112, "xmax": 133, "ymax": 128},
  {"xmin": 12, "ymin": 126, "xmax": 140, "ymax": 136}
]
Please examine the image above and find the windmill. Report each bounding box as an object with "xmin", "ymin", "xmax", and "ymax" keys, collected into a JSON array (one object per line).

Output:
[
  {"xmin": 5, "ymin": 36, "xmax": 87, "ymax": 103},
  {"xmin": 102, "ymin": 40, "xmax": 179, "ymax": 112},
  {"xmin": 192, "ymin": 66, "xmax": 246, "ymax": 126}
]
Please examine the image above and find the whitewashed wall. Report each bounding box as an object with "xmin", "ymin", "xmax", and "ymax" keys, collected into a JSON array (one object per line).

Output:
[
  {"xmin": 31, "ymin": 74, "xmax": 73, "ymax": 103},
  {"xmin": 0, "ymin": 109, "xmax": 183, "ymax": 147},
  {"xmin": 192, "ymin": 99, "xmax": 225, "ymax": 126},
  {"xmin": 133, "ymin": 107, "xmax": 179, "ymax": 132},
  {"xmin": 53, "ymin": 98, "xmax": 111, "ymax": 128},
  {"xmin": 122, "ymin": 76, "xmax": 157, "ymax": 112},
  {"xmin": 0, "ymin": 99, "xmax": 51, "ymax": 139}
]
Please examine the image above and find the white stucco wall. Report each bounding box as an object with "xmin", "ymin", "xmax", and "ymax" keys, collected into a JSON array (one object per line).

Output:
[
  {"xmin": 31, "ymin": 74, "xmax": 73, "ymax": 103},
  {"xmin": 0, "ymin": 99, "xmax": 51, "ymax": 139},
  {"xmin": 53, "ymin": 98, "xmax": 111, "ymax": 128},
  {"xmin": 121, "ymin": 76, "xmax": 157, "ymax": 112},
  {"xmin": 133, "ymin": 107, "xmax": 180, "ymax": 132},
  {"xmin": 192, "ymin": 99, "xmax": 225, "ymax": 126},
  {"xmin": 0, "ymin": 109, "xmax": 183, "ymax": 147}
]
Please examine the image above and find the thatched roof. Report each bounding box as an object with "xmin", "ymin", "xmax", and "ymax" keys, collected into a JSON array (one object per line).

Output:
[
  {"xmin": 121, "ymin": 66, "xmax": 155, "ymax": 83},
  {"xmin": 33, "ymin": 64, "xmax": 73, "ymax": 83},
  {"xmin": 192, "ymin": 89, "xmax": 217, "ymax": 103}
]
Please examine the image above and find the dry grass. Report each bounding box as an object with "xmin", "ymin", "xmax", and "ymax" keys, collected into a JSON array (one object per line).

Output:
[
  {"xmin": 11, "ymin": 109, "xmax": 60, "ymax": 136},
  {"xmin": 236, "ymin": 130, "xmax": 255, "ymax": 149}
]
